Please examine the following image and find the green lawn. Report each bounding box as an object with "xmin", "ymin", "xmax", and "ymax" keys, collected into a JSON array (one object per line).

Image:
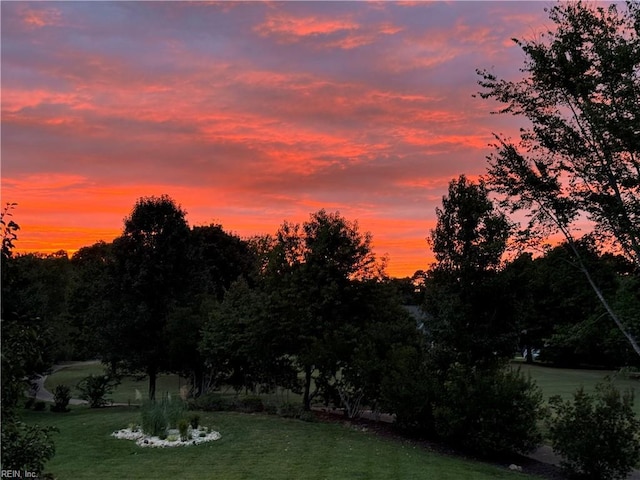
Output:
[
  {"xmin": 44, "ymin": 362, "xmax": 188, "ymax": 405},
  {"xmin": 45, "ymin": 362, "xmax": 303, "ymax": 406},
  {"xmin": 31, "ymin": 360, "xmax": 640, "ymax": 479},
  {"xmin": 48, "ymin": 361, "xmax": 640, "ymax": 415},
  {"xmin": 513, "ymin": 362, "xmax": 640, "ymax": 416},
  {"xmin": 24, "ymin": 407, "xmax": 534, "ymax": 480}
]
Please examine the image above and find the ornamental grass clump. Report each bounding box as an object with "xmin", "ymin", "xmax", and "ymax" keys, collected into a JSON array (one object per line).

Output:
[
  {"xmin": 140, "ymin": 401, "xmax": 168, "ymax": 438},
  {"xmin": 140, "ymin": 393, "xmax": 188, "ymax": 437},
  {"xmin": 165, "ymin": 394, "xmax": 187, "ymax": 429}
]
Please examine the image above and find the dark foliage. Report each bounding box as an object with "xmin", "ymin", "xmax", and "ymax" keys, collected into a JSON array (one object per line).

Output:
[{"xmin": 547, "ymin": 379, "xmax": 640, "ymax": 480}]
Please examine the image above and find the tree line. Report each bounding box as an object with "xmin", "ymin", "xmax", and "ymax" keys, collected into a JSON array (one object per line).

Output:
[{"xmin": 2, "ymin": 1, "xmax": 639, "ymax": 477}]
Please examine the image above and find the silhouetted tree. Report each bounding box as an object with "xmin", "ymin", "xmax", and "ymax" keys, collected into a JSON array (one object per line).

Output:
[
  {"xmin": 109, "ymin": 195, "xmax": 191, "ymax": 401},
  {"xmin": 425, "ymin": 175, "xmax": 516, "ymax": 368},
  {"xmin": 477, "ymin": 0, "xmax": 640, "ymax": 355},
  {"xmin": 1, "ymin": 205, "xmax": 57, "ymax": 475},
  {"xmin": 262, "ymin": 210, "xmax": 382, "ymax": 410}
]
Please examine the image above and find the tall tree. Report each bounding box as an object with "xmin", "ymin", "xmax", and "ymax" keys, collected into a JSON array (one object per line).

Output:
[
  {"xmin": 9, "ymin": 252, "xmax": 73, "ymax": 361},
  {"xmin": 503, "ymin": 238, "xmax": 637, "ymax": 367},
  {"xmin": 168, "ymin": 224, "xmax": 257, "ymax": 397},
  {"xmin": 69, "ymin": 241, "xmax": 116, "ymax": 360},
  {"xmin": 264, "ymin": 210, "xmax": 381, "ymax": 410},
  {"xmin": 477, "ymin": 1, "xmax": 640, "ymax": 355},
  {"xmin": 109, "ymin": 195, "xmax": 191, "ymax": 400},
  {"xmin": 425, "ymin": 175, "xmax": 516, "ymax": 368},
  {"xmin": 1, "ymin": 205, "xmax": 57, "ymax": 475}
]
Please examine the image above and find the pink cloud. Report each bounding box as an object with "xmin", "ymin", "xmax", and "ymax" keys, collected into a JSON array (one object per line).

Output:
[
  {"xmin": 17, "ymin": 5, "xmax": 62, "ymax": 28},
  {"xmin": 255, "ymin": 13, "xmax": 360, "ymax": 42},
  {"xmin": 1, "ymin": 1, "xmax": 558, "ymax": 276}
]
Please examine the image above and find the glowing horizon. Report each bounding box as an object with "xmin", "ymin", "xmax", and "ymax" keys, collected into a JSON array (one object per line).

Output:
[{"xmin": 2, "ymin": 1, "xmax": 554, "ymax": 277}]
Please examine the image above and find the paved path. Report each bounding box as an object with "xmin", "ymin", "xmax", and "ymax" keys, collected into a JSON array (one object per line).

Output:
[{"xmin": 32, "ymin": 361, "xmax": 94, "ymax": 405}]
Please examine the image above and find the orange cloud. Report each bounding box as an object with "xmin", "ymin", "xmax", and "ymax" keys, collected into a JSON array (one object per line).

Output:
[
  {"xmin": 2, "ymin": 1, "xmax": 559, "ymax": 278},
  {"xmin": 255, "ymin": 14, "xmax": 359, "ymax": 42},
  {"xmin": 18, "ymin": 5, "xmax": 62, "ymax": 28}
]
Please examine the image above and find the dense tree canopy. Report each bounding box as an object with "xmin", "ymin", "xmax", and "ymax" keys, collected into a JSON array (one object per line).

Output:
[
  {"xmin": 1, "ymin": 205, "xmax": 57, "ymax": 475},
  {"xmin": 478, "ymin": 0, "xmax": 640, "ymax": 356},
  {"xmin": 425, "ymin": 175, "xmax": 517, "ymax": 368},
  {"xmin": 109, "ymin": 195, "xmax": 192, "ymax": 400}
]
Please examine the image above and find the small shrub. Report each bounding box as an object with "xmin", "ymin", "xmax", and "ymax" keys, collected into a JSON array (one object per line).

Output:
[
  {"xmin": 33, "ymin": 401, "xmax": 46, "ymax": 411},
  {"xmin": 188, "ymin": 393, "xmax": 234, "ymax": 412},
  {"xmin": 278, "ymin": 402, "xmax": 302, "ymax": 419},
  {"xmin": 0, "ymin": 420, "xmax": 57, "ymax": 476},
  {"xmin": 178, "ymin": 419, "xmax": 190, "ymax": 442},
  {"xmin": 299, "ymin": 410, "xmax": 316, "ymax": 423},
  {"xmin": 432, "ymin": 365, "xmax": 543, "ymax": 457},
  {"xmin": 50, "ymin": 385, "xmax": 71, "ymax": 413},
  {"xmin": 547, "ymin": 379, "xmax": 640, "ymax": 480},
  {"xmin": 189, "ymin": 414, "xmax": 200, "ymax": 429},
  {"xmin": 238, "ymin": 396, "xmax": 264, "ymax": 413},
  {"xmin": 76, "ymin": 374, "xmax": 119, "ymax": 408},
  {"xmin": 166, "ymin": 434, "xmax": 179, "ymax": 442},
  {"xmin": 379, "ymin": 344, "xmax": 435, "ymax": 435}
]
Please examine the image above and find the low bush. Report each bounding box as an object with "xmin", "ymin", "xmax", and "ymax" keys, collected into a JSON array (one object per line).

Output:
[
  {"xmin": 189, "ymin": 413, "xmax": 200, "ymax": 429},
  {"xmin": 237, "ymin": 396, "xmax": 264, "ymax": 413},
  {"xmin": 264, "ymin": 403, "xmax": 278, "ymax": 415},
  {"xmin": 547, "ymin": 379, "xmax": 640, "ymax": 480},
  {"xmin": 379, "ymin": 345, "xmax": 435, "ymax": 435},
  {"xmin": 33, "ymin": 401, "xmax": 46, "ymax": 411},
  {"xmin": 188, "ymin": 393, "xmax": 235, "ymax": 412},
  {"xmin": 178, "ymin": 419, "xmax": 190, "ymax": 442},
  {"xmin": 298, "ymin": 410, "xmax": 316, "ymax": 423},
  {"xmin": 76, "ymin": 374, "xmax": 119, "ymax": 408},
  {"xmin": 50, "ymin": 385, "xmax": 71, "ymax": 413},
  {"xmin": 0, "ymin": 420, "xmax": 57, "ymax": 476},
  {"xmin": 432, "ymin": 365, "xmax": 543, "ymax": 457},
  {"xmin": 277, "ymin": 402, "xmax": 302, "ymax": 419}
]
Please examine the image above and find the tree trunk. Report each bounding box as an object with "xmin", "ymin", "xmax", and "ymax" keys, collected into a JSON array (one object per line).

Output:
[
  {"xmin": 303, "ymin": 365, "xmax": 312, "ymax": 411},
  {"xmin": 193, "ymin": 368, "xmax": 204, "ymax": 398},
  {"xmin": 148, "ymin": 366, "xmax": 157, "ymax": 402}
]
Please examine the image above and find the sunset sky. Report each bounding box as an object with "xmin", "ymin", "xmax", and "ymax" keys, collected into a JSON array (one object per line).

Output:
[{"xmin": 2, "ymin": 1, "xmax": 557, "ymax": 277}]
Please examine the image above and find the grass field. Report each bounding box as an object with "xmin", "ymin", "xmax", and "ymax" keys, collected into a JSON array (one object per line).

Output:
[
  {"xmin": 513, "ymin": 361, "xmax": 640, "ymax": 416},
  {"xmin": 23, "ymin": 407, "xmax": 534, "ymax": 480},
  {"xmin": 29, "ymin": 361, "xmax": 640, "ymax": 479},
  {"xmin": 47, "ymin": 360, "xmax": 640, "ymax": 414},
  {"xmin": 44, "ymin": 362, "xmax": 188, "ymax": 405}
]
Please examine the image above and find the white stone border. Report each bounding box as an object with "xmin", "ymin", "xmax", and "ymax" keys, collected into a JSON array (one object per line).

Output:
[{"xmin": 111, "ymin": 426, "xmax": 221, "ymax": 448}]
